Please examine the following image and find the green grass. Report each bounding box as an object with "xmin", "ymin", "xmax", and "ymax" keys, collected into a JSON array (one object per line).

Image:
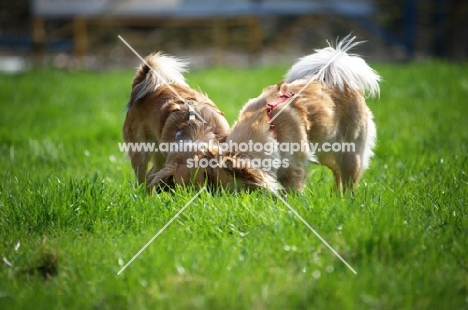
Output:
[{"xmin": 1, "ymin": 61, "xmax": 467, "ymax": 309}]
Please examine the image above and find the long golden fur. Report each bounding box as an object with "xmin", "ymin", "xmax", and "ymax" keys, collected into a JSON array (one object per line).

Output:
[
  {"xmin": 123, "ymin": 52, "xmax": 230, "ymax": 191},
  {"xmin": 212, "ymin": 37, "xmax": 380, "ymax": 193}
]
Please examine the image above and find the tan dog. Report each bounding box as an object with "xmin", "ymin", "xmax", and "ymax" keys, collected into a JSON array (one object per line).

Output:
[
  {"xmin": 123, "ymin": 52, "xmax": 230, "ymax": 191},
  {"xmin": 212, "ymin": 36, "xmax": 380, "ymax": 193}
]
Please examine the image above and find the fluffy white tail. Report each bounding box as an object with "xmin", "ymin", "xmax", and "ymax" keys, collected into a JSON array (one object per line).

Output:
[
  {"xmin": 144, "ymin": 52, "xmax": 189, "ymax": 88},
  {"xmin": 284, "ymin": 35, "xmax": 380, "ymax": 98},
  {"xmin": 130, "ymin": 52, "xmax": 189, "ymax": 104}
]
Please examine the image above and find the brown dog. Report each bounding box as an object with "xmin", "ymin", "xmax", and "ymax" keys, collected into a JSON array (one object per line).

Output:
[
  {"xmin": 123, "ymin": 52, "xmax": 230, "ymax": 191},
  {"xmin": 212, "ymin": 36, "xmax": 380, "ymax": 193}
]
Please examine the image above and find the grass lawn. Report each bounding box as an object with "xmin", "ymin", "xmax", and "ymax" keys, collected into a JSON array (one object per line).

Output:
[{"xmin": 0, "ymin": 61, "xmax": 467, "ymax": 309}]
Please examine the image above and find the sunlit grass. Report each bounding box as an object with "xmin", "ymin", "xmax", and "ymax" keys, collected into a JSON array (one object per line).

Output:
[{"xmin": 0, "ymin": 61, "xmax": 467, "ymax": 309}]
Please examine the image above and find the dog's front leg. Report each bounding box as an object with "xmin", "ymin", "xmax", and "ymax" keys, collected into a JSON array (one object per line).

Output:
[{"xmin": 278, "ymin": 163, "xmax": 307, "ymax": 192}]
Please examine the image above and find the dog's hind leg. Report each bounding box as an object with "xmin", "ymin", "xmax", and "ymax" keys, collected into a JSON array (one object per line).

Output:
[
  {"xmin": 339, "ymin": 153, "xmax": 362, "ymax": 194},
  {"xmin": 337, "ymin": 114, "xmax": 375, "ymax": 194},
  {"xmin": 332, "ymin": 168, "xmax": 343, "ymax": 194}
]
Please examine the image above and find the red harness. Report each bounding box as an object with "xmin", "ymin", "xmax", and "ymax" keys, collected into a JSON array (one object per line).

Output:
[{"xmin": 266, "ymin": 91, "xmax": 295, "ymax": 131}]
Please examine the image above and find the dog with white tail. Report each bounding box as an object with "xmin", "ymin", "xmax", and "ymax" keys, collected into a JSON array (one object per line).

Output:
[
  {"xmin": 123, "ymin": 52, "xmax": 230, "ymax": 192},
  {"xmin": 210, "ymin": 35, "xmax": 381, "ymax": 193}
]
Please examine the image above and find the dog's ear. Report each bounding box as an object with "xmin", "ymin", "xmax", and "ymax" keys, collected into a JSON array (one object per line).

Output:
[
  {"xmin": 236, "ymin": 166, "xmax": 265, "ymax": 185},
  {"xmin": 239, "ymin": 167, "xmax": 282, "ymax": 193},
  {"xmin": 147, "ymin": 166, "xmax": 176, "ymax": 193},
  {"xmin": 277, "ymin": 81, "xmax": 290, "ymax": 94},
  {"xmin": 276, "ymin": 80, "xmax": 285, "ymax": 90},
  {"xmin": 230, "ymin": 158, "xmax": 282, "ymax": 193},
  {"xmin": 223, "ymin": 157, "xmax": 265, "ymax": 185}
]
